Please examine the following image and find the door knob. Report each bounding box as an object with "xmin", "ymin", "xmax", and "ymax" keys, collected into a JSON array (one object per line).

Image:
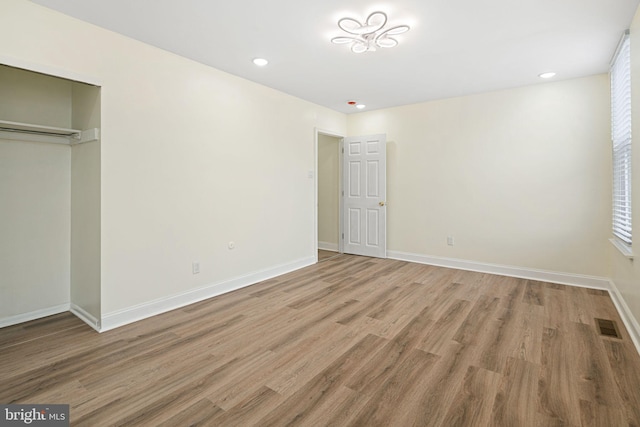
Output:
[{"xmin": 379, "ymin": 201, "xmax": 386, "ymax": 207}]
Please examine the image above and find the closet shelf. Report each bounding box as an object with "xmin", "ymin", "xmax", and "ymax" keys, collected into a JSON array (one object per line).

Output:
[
  {"xmin": 0, "ymin": 120, "xmax": 99, "ymax": 145},
  {"xmin": 0, "ymin": 120, "xmax": 82, "ymax": 138}
]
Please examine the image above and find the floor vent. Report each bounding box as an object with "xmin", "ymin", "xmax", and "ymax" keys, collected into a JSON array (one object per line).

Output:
[{"xmin": 595, "ymin": 318, "xmax": 621, "ymax": 339}]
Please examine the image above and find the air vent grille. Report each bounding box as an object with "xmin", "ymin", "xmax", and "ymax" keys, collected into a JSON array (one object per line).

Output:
[{"xmin": 595, "ymin": 318, "xmax": 621, "ymax": 339}]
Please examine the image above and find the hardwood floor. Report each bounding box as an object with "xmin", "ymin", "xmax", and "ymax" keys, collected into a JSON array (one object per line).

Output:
[
  {"xmin": 318, "ymin": 249, "xmax": 339, "ymax": 262},
  {"xmin": 2, "ymin": 254, "xmax": 640, "ymax": 426}
]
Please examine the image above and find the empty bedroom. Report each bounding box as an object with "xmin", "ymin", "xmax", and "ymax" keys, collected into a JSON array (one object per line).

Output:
[{"xmin": 1, "ymin": 0, "xmax": 640, "ymax": 425}]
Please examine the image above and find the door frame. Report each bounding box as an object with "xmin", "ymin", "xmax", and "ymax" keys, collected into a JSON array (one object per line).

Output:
[{"xmin": 314, "ymin": 128, "xmax": 345, "ymax": 262}]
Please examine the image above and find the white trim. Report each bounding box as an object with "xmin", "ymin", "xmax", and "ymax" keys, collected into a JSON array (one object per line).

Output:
[
  {"xmin": 609, "ymin": 238, "xmax": 634, "ymax": 259},
  {"xmin": 608, "ymin": 280, "xmax": 640, "ymax": 355},
  {"xmin": 318, "ymin": 241, "xmax": 339, "ymax": 252},
  {"xmin": 100, "ymin": 256, "xmax": 315, "ymax": 332},
  {"xmin": 314, "ymin": 129, "xmax": 319, "ymax": 263},
  {"xmin": 0, "ymin": 304, "xmax": 70, "ymax": 329},
  {"xmin": 0, "ymin": 54, "xmax": 102, "ymax": 86},
  {"xmin": 339, "ymin": 138, "xmax": 344, "ymax": 254},
  {"xmin": 387, "ymin": 250, "xmax": 611, "ymax": 289},
  {"xmin": 70, "ymin": 304, "xmax": 101, "ymax": 332}
]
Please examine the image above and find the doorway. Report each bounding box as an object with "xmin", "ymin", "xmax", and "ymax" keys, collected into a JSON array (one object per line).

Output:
[
  {"xmin": 315, "ymin": 130, "xmax": 388, "ymax": 261},
  {"xmin": 317, "ymin": 132, "xmax": 342, "ymax": 259}
]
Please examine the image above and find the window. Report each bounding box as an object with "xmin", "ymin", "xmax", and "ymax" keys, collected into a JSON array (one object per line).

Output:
[{"xmin": 611, "ymin": 32, "xmax": 632, "ymax": 248}]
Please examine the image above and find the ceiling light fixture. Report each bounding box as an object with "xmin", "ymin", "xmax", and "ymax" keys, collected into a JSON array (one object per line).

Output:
[
  {"xmin": 331, "ymin": 11, "xmax": 410, "ymax": 53},
  {"xmin": 253, "ymin": 58, "xmax": 269, "ymax": 66},
  {"xmin": 356, "ymin": 104, "xmax": 366, "ymax": 109},
  {"xmin": 539, "ymin": 72, "xmax": 556, "ymax": 79}
]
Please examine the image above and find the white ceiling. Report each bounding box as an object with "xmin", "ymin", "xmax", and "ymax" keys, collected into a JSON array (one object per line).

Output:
[{"xmin": 30, "ymin": 0, "xmax": 640, "ymax": 113}]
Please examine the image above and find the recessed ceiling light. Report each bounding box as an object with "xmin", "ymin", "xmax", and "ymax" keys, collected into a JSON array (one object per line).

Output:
[
  {"xmin": 356, "ymin": 104, "xmax": 366, "ymax": 109},
  {"xmin": 539, "ymin": 72, "xmax": 556, "ymax": 79},
  {"xmin": 253, "ymin": 58, "xmax": 269, "ymax": 66}
]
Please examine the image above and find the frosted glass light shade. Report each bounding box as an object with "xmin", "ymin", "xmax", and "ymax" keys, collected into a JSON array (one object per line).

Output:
[{"xmin": 331, "ymin": 11, "xmax": 410, "ymax": 53}]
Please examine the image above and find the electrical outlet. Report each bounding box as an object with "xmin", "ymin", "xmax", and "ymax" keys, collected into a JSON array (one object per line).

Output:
[
  {"xmin": 192, "ymin": 261, "xmax": 200, "ymax": 274},
  {"xmin": 447, "ymin": 236, "xmax": 455, "ymax": 246}
]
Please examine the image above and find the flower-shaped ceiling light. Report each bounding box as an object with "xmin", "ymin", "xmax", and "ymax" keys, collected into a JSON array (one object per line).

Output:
[{"xmin": 331, "ymin": 11, "xmax": 410, "ymax": 53}]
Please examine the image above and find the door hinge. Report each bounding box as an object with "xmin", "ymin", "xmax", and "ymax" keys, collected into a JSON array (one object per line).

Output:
[
  {"xmin": 342, "ymin": 148, "xmax": 344, "ymax": 154},
  {"xmin": 342, "ymin": 190, "xmax": 344, "ymax": 196},
  {"xmin": 342, "ymin": 233, "xmax": 344, "ymax": 239}
]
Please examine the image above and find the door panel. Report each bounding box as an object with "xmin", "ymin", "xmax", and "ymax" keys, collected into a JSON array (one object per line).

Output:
[
  {"xmin": 367, "ymin": 208, "xmax": 380, "ymax": 246},
  {"xmin": 342, "ymin": 134, "xmax": 386, "ymax": 258},
  {"xmin": 348, "ymin": 208, "xmax": 361, "ymax": 245},
  {"xmin": 349, "ymin": 162, "xmax": 361, "ymax": 196},
  {"xmin": 367, "ymin": 160, "xmax": 380, "ymax": 197}
]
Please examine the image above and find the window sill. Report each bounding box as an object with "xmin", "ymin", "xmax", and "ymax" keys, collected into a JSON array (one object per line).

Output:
[{"xmin": 609, "ymin": 238, "xmax": 635, "ymax": 259}]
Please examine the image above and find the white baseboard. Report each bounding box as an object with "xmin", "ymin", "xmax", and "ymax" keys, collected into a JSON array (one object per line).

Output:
[
  {"xmin": 387, "ymin": 250, "xmax": 611, "ymax": 289},
  {"xmin": 607, "ymin": 280, "xmax": 640, "ymax": 355},
  {"xmin": 0, "ymin": 303, "xmax": 70, "ymax": 329},
  {"xmin": 318, "ymin": 242, "xmax": 339, "ymax": 252},
  {"xmin": 70, "ymin": 304, "xmax": 101, "ymax": 332},
  {"xmin": 100, "ymin": 256, "xmax": 316, "ymax": 332}
]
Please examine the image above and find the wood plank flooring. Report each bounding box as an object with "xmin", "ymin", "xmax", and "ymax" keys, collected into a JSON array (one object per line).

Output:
[
  {"xmin": 318, "ymin": 249, "xmax": 339, "ymax": 262},
  {"xmin": 2, "ymin": 254, "xmax": 640, "ymax": 426}
]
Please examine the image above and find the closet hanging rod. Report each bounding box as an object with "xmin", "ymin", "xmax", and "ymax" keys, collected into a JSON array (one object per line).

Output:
[
  {"xmin": 0, "ymin": 126, "xmax": 80, "ymax": 138},
  {"xmin": 0, "ymin": 120, "xmax": 81, "ymax": 139}
]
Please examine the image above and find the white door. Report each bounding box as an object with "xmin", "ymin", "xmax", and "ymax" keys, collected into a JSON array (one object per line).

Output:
[{"xmin": 342, "ymin": 134, "xmax": 386, "ymax": 258}]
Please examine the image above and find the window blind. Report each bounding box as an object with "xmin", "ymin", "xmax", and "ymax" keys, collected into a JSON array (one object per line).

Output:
[{"xmin": 611, "ymin": 32, "xmax": 632, "ymax": 245}]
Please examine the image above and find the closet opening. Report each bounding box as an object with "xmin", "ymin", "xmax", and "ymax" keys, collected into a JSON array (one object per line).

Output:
[{"xmin": 0, "ymin": 64, "xmax": 102, "ymax": 330}]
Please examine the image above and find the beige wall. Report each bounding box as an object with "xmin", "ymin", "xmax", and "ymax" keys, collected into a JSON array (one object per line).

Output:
[
  {"xmin": 70, "ymin": 83, "xmax": 101, "ymax": 321},
  {"xmin": 0, "ymin": 65, "xmax": 74, "ymax": 322},
  {"xmin": 70, "ymin": 140, "xmax": 101, "ymax": 321},
  {"xmin": 318, "ymin": 134, "xmax": 340, "ymax": 248},
  {"xmin": 1, "ymin": 0, "xmax": 346, "ymax": 317},
  {"xmin": 611, "ymin": 9, "xmax": 640, "ymax": 331},
  {"xmin": 0, "ymin": 139, "xmax": 71, "ymax": 319},
  {"xmin": 348, "ymin": 75, "xmax": 611, "ymax": 277},
  {"xmin": 72, "ymin": 82, "xmax": 100, "ymax": 130},
  {"xmin": 0, "ymin": 64, "xmax": 72, "ymax": 128}
]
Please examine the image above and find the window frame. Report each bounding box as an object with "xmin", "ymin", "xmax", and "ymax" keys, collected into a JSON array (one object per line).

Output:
[{"xmin": 610, "ymin": 31, "xmax": 634, "ymax": 258}]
